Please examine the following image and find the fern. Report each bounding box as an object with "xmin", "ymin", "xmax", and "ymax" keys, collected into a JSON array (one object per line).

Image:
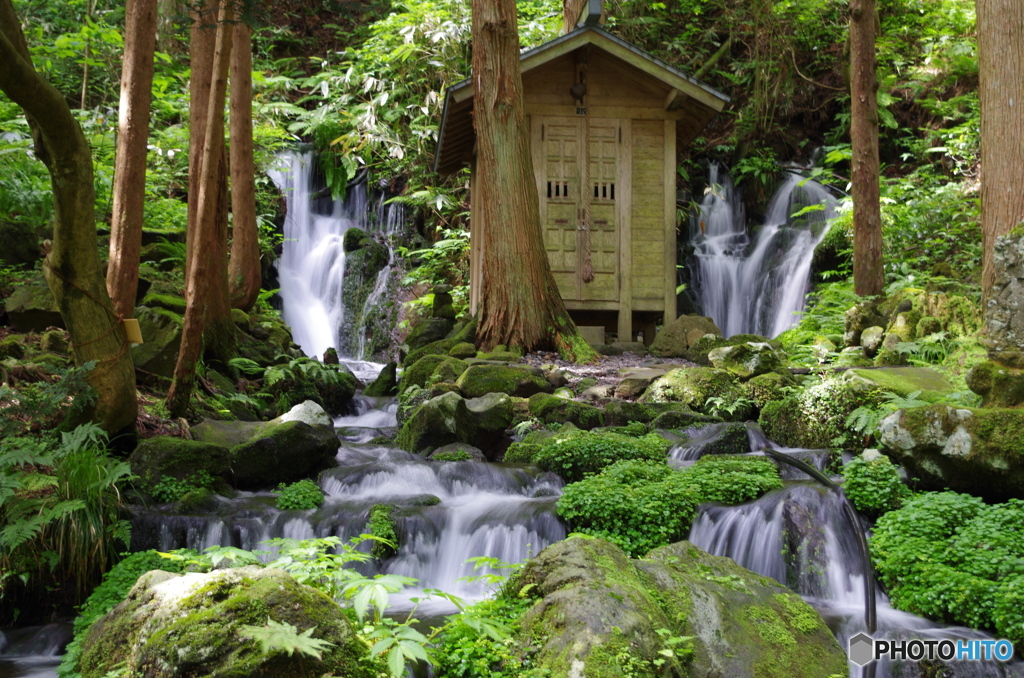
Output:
[
  {"xmin": 228, "ymin": 357, "xmax": 265, "ymax": 376},
  {"xmin": 238, "ymin": 618, "xmax": 335, "ymax": 660}
]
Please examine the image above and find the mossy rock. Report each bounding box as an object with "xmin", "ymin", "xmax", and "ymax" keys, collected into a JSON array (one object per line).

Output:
[
  {"xmin": 672, "ymin": 422, "xmax": 750, "ymax": 455},
  {"xmin": 878, "ymin": 405, "xmax": 1024, "ymax": 502},
  {"xmin": 528, "ymin": 393, "xmax": 605, "ymax": 429},
  {"xmin": 844, "ymin": 300, "xmax": 886, "ymax": 347},
  {"xmin": 456, "ymin": 364, "xmax": 552, "ymax": 398},
  {"xmin": 403, "ymin": 337, "xmax": 459, "ymax": 367},
  {"xmin": 447, "ymin": 317, "xmax": 477, "ymax": 344},
  {"xmin": 503, "ymin": 441, "xmax": 541, "ymax": 463},
  {"xmin": 131, "ymin": 305, "xmax": 183, "ymax": 378},
  {"xmin": 508, "ymin": 538, "xmax": 847, "ymax": 678},
  {"xmin": 140, "ymin": 292, "xmax": 186, "ymax": 315},
  {"xmin": 845, "ymin": 367, "xmax": 955, "ymax": 403},
  {"xmin": 474, "ymin": 351, "xmax": 520, "ymax": 362},
  {"xmin": 834, "ymin": 346, "xmax": 874, "ymax": 368},
  {"xmin": 39, "ymin": 329, "xmax": 69, "ymax": 354},
  {"xmin": 395, "ymin": 391, "xmax": 513, "ymax": 458},
  {"xmin": 430, "ymin": 357, "xmax": 469, "ymax": 385},
  {"xmin": 602, "ymin": 400, "xmax": 697, "ymax": 426},
  {"xmin": 79, "ymin": 567, "xmax": 382, "ymax": 678},
  {"xmin": 5, "ymin": 275, "xmax": 62, "ymax": 331},
  {"xmin": 649, "ymin": 314, "xmax": 722, "ymax": 358},
  {"xmin": 399, "ymin": 354, "xmax": 449, "ymax": 392},
  {"xmin": 639, "ymin": 367, "xmax": 741, "ymax": 414},
  {"xmin": 741, "ymin": 371, "xmax": 792, "ymax": 409},
  {"xmin": 647, "ymin": 410, "xmax": 722, "ymax": 429},
  {"xmin": 343, "ymin": 226, "xmax": 368, "ymax": 252},
  {"xmin": 364, "ymin": 361, "xmax": 399, "ymax": 397},
  {"xmin": 402, "ymin": 317, "xmax": 455, "ymax": 357},
  {"xmin": 759, "ymin": 375, "xmax": 875, "ymax": 449},
  {"xmin": 129, "ymin": 437, "xmax": 231, "ymax": 489},
  {"xmin": 707, "ymin": 342, "xmax": 788, "ymax": 380},
  {"xmin": 0, "ymin": 338, "xmax": 26, "ymax": 360},
  {"xmin": 966, "ymin": 361, "xmax": 1024, "ymax": 407},
  {"xmin": 448, "ymin": 342, "xmax": 477, "ymax": 359},
  {"xmin": 230, "ymin": 308, "xmax": 250, "ymax": 331},
  {"xmin": 230, "ymin": 420, "xmax": 340, "ymax": 490}
]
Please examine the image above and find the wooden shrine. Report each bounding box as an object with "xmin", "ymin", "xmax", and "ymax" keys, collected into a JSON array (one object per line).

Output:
[{"xmin": 433, "ymin": 2, "xmax": 728, "ymax": 343}]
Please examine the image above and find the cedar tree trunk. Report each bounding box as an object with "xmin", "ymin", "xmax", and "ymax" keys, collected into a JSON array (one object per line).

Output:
[
  {"xmin": 0, "ymin": 0, "xmax": 137, "ymax": 434},
  {"xmin": 228, "ymin": 20, "xmax": 261, "ymax": 312},
  {"xmin": 107, "ymin": 0, "xmax": 158, "ymax": 319},
  {"xmin": 849, "ymin": 0, "xmax": 885, "ymax": 297},
  {"xmin": 979, "ymin": 0, "xmax": 1024, "ymax": 301},
  {"xmin": 167, "ymin": 0, "xmax": 234, "ymax": 416},
  {"xmin": 471, "ymin": 0, "xmax": 597, "ymax": 361}
]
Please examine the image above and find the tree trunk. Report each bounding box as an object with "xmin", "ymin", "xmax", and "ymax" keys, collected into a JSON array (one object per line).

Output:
[
  {"xmin": 167, "ymin": 0, "xmax": 234, "ymax": 417},
  {"xmin": 228, "ymin": 20, "xmax": 261, "ymax": 312},
  {"xmin": 562, "ymin": 0, "xmax": 587, "ymax": 33},
  {"xmin": 106, "ymin": 0, "xmax": 158, "ymax": 320},
  {"xmin": 979, "ymin": 0, "xmax": 1024, "ymax": 301},
  {"xmin": 0, "ymin": 0, "xmax": 137, "ymax": 435},
  {"xmin": 849, "ymin": 0, "xmax": 884, "ymax": 297},
  {"xmin": 185, "ymin": 0, "xmax": 235, "ymax": 363},
  {"xmin": 472, "ymin": 0, "xmax": 597, "ymax": 362}
]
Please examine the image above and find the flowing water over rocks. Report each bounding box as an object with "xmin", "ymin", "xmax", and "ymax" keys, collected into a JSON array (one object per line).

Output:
[
  {"xmin": 0, "ymin": 625, "xmax": 70, "ymax": 678},
  {"xmin": 688, "ymin": 165, "xmax": 836, "ymax": 338}
]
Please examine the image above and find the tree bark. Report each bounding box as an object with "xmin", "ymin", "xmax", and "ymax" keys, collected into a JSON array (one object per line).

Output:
[
  {"xmin": 849, "ymin": 0, "xmax": 884, "ymax": 297},
  {"xmin": 167, "ymin": 0, "xmax": 234, "ymax": 417},
  {"xmin": 106, "ymin": 0, "xmax": 158, "ymax": 320},
  {"xmin": 978, "ymin": 0, "xmax": 1024, "ymax": 301},
  {"xmin": 228, "ymin": 20, "xmax": 261, "ymax": 312},
  {"xmin": 0, "ymin": 0, "xmax": 137, "ymax": 434},
  {"xmin": 185, "ymin": 0, "xmax": 235, "ymax": 363},
  {"xmin": 472, "ymin": 0, "xmax": 597, "ymax": 361},
  {"xmin": 562, "ymin": 0, "xmax": 587, "ymax": 33}
]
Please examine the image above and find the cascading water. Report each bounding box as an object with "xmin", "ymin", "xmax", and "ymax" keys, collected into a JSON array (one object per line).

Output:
[
  {"xmin": 268, "ymin": 152, "xmax": 405, "ymax": 364},
  {"xmin": 0, "ymin": 624, "xmax": 71, "ymax": 678},
  {"xmin": 676, "ymin": 425, "xmax": 1024, "ymax": 678},
  {"xmin": 131, "ymin": 397, "xmax": 566, "ymax": 614},
  {"xmin": 688, "ymin": 164, "xmax": 837, "ymax": 337}
]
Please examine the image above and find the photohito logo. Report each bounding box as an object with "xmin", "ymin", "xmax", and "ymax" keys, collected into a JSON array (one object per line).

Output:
[{"xmin": 848, "ymin": 633, "xmax": 1015, "ymax": 666}]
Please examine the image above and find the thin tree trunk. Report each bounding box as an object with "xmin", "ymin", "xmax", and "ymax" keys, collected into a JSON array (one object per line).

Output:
[
  {"xmin": 107, "ymin": 0, "xmax": 158, "ymax": 320},
  {"xmin": 0, "ymin": 0, "xmax": 137, "ymax": 435},
  {"xmin": 849, "ymin": 0, "xmax": 884, "ymax": 297},
  {"xmin": 228, "ymin": 20, "xmax": 261, "ymax": 312},
  {"xmin": 186, "ymin": 0, "xmax": 215, "ymax": 283},
  {"xmin": 472, "ymin": 0, "xmax": 597, "ymax": 362},
  {"xmin": 979, "ymin": 0, "xmax": 1024, "ymax": 301},
  {"xmin": 562, "ymin": 0, "xmax": 587, "ymax": 32},
  {"xmin": 167, "ymin": 0, "xmax": 234, "ymax": 417}
]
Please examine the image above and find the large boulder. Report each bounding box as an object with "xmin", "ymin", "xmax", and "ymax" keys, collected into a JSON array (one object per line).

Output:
[
  {"xmin": 456, "ymin": 364, "xmax": 552, "ymax": 398},
  {"xmin": 639, "ymin": 367, "xmax": 742, "ymax": 413},
  {"xmin": 613, "ymin": 367, "xmax": 667, "ymax": 399},
  {"xmin": 877, "ymin": 405, "xmax": 1024, "ymax": 502},
  {"xmin": 759, "ymin": 373, "xmax": 875, "ymax": 449},
  {"xmin": 79, "ymin": 567, "xmax": 379, "ymax": 678},
  {"xmin": 129, "ymin": 437, "xmax": 231, "ymax": 489},
  {"xmin": 364, "ymin": 361, "xmax": 399, "ymax": 397},
  {"xmin": 395, "ymin": 391, "xmax": 515, "ymax": 458},
  {"xmin": 707, "ymin": 342, "xmax": 788, "ymax": 379},
  {"xmin": 966, "ymin": 361, "xmax": 1024, "ymax": 408},
  {"xmin": 508, "ymin": 538, "xmax": 847, "ymax": 678},
  {"xmin": 649, "ymin": 314, "xmax": 722, "ymax": 358},
  {"xmin": 527, "ymin": 393, "xmax": 605, "ymax": 429},
  {"xmin": 130, "ymin": 306, "xmax": 183, "ymax": 378},
  {"xmin": 4, "ymin": 276, "xmax": 62, "ymax": 331},
  {"xmin": 402, "ymin": 317, "xmax": 455, "ymax": 358}
]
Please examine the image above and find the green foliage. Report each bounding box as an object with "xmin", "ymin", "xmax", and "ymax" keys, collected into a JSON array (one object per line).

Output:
[
  {"xmin": 0, "ymin": 362, "xmax": 98, "ymax": 438},
  {"xmin": 840, "ymin": 454, "xmax": 910, "ymax": 518},
  {"xmin": 532, "ymin": 429, "xmax": 671, "ymax": 483},
  {"xmin": 0, "ymin": 129, "xmax": 54, "ymax": 226},
  {"xmin": 557, "ymin": 456, "xmax": 782, "ymax": 557},
  {"xmin": 275, "ymin": 479, "xmax": 325, "ymax": 510},
  {"xmin": 843, "ymin": 390, "xmax": 931, "ymax": 446},
  {"xmin": 149, "ymin": 470, "xmax": 217, "ymax": 503},
  {"xmin": 432, "ymin": 450, "xmax": 472, "ymax": 462},
  {"xmin": 704, "ymin": 395, "xmax": 757, "ymax": 419},
  {"xmin": 238, "ymin": 618, "xmax": 335, "ymax": 660},
  {"xmin": 58, "ymin": 550, "xmax": 188, "ymax": 678},
  {"xmin": 435, "ymin": 595, "xmax": 546, "ymax": 678},
  {"xmin": 870, "ymin": 492, "xmax": 1024, "ymax": 644},
  {"xmin": 0, "ymin": 423, "xmax": 133, "ymax": 614},
  {"xmin": 366, "ymin": 504, "xmax": 398, "ymax": 559}
]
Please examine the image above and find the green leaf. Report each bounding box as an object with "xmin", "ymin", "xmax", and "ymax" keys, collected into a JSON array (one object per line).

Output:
[{"xmin": 238, "ymin": 618, "xmax": 334, "ymax": 660}]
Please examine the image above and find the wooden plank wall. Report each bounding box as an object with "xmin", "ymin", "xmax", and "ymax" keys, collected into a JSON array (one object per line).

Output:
[{"xmin": 631, "ymin": 119, "xmax": 665, "ymax": 311}]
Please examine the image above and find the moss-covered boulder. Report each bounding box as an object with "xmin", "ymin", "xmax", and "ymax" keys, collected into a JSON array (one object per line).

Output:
[
  {"xmin": 343, "ymin": 226, "xmax": 368, "ymax": 252},
  {"xmin": 39, "ymin": 329, "xmax": 69, "ymax": 354},
  {"xmin": 131, "ymin": 305, "xmax": 183, "ymax": 378},
  {"xmin": 966, "ymin": 361, "xmax": 1024, "ymax": 407},
  {"xmin": 647, "ymin": 409, "xmax": 722, "ymax": 429},
  {"xmin": 845, "ymin": 366, "xmax": 955, "ymax": 402},
  {"xmin": 506, "ymin": 538, "xmax": 846, "ymax": 678},
  {"xmin": 844, "ymin": 300, "xmax": 886, "ymax": 347},
  {"xmin": 649, "ymin": 314, "xmax": 722, "ymax": 358},
  {"xmin": 672, "ymin": 421, "xmax": 750, "ymax": 455},
  {"xmin": 639, "ymin": 367, "xmax": 741, "ymax": 413},
  {"xmin": 230, "ymin": 420, "xmax": 340, "ymax": 490},
  {"xmin": 860, "ymin": 325, "xmax": 885, "ymax": 357},
  {"xmin": 399, "ymin": 354, "xmax": 448, "ymax": 392},
  {"xmin": 403, "ymin": 338, "xmax": 459, "ymax": 367},
  {"xmin": 140, "ymin": 292, "xmax": 186, "ymax": 314},
  {"xmin": 401, "ymin": 317, "xmax": 455, "ymax": 358},
  {"xmin": 759, "ymin": 374, "xmax": 875, "ymax": 449},
  {"xmin": 0, "ymin": 219, "xmax": 44, "ymax": 267},
  {"xmin": 456, "ymin": 364, "xmax": 552, "ymax": 398},
  {"xmin": 364, "ymin": 361, "xmax": 399, "ymax": 397},
  {"xmin": 602, "ymin": 400, "xmax": 701, "ymax": 426},
  {"xmin": 432, "ymin": 357, "xmax": 469, "ymax": 384},
  {"xmin": 0, "ymin": 337, "xmax": 26, "ymax": 360},
  {"xmin": 612, "ymin": 368, "xmax": 667, "ymax": 400},
  {"xmin": 878, "ymin": 405, "xmax": 1024, "ymax": 502},
  {"xmin": 740, "ymin": 371, "xmax": 792, "ymax": 409},
  {"xmin": 528, "ymin": 393, "xmax": 605, "ymax": 429},
  {"xmin": 79, "ymin": 567, "xmax": 379, "ymax": 678},
  {"xmin": 448, "ymin": 342, "xmax": 477, "ymax": 359},
  {"xmin": 395, "ymin": 391, "xmax": 514, "ymax": 458},
  {"xmin": 707, "ymin": 342, "xmax": 788, "ymax": 380},
  {"xmin": 129, "ymin": 437, "xmax": 231, "ymax": 489},
  {"xmin": 5, "ymin": 275, "xmax": 62, "ymax": 331}
]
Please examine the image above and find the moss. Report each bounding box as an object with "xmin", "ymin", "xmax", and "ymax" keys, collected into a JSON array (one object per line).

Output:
[
  {"xmin": 741, "ymin": 372, "xmax": 792, "ymax": 408},
  {"xmin": 430, "ymin": 357, "xmax": 469, "ymax": 384},
  {"xmin": 846, "ymin": 366, "xmax": 954, "ymax": 402},
  {"xmin": 528, "ymin": 393, "xmax": 604, "ymax": 429},
  {"xmin": 399, "ymin": 354, "xmax": 448, "ymax": 392},
  {"xmin": 130, "ymin": 437, "xmax": 231, "ymax": 488},
  {"xmin": 638, "ymin": 367, "xmax": 741, "ymax": 412},
  {"xmin": 448, "ymin": 342, "xmax": 477, "ymax": 358},
  {"xmin": 0, "ymin": 337, "xmax": 26, "ymax": 360},
  {"xmin": 503, "ymin": 442, "xmax": 541, "ymax": 463},
  {"xmin": 141, "ymin": 292, "xmax": 187, "ymax": 314},
  {"xmin": 403, "ymin": 337, "xmax": 459, "ymax": 367},
  {"xmin": 456, "ymin": 364, "xmax": 551, "ymax": 398},
  {"xmin": 367, "ymin": 504, "xmax": 398, "ymax": 559}
]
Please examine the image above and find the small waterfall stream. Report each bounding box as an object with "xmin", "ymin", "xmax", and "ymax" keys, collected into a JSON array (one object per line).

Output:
[
  {"xmin": 0, "ymin": 625, "xmax": 70, "ymax": 678},
  {"xmin": 689, "ymin": 165, "xmax": 836, "ymax": 338},
  {"xmin": 674, "ymin": 426, "xmax": 1024, "ymax": 678}
]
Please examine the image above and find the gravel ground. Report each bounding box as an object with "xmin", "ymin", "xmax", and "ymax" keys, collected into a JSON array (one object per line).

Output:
[{"xmin": 522, "ymin": 351, "xmax": 694, "ymax": 389}]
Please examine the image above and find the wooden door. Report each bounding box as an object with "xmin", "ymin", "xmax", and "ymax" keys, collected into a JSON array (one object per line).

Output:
[{"xmin": 533, "ymin": 116, "xmax": 620, "ymax": 303}]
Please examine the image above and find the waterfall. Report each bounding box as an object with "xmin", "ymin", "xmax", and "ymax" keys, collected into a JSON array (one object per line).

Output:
[
  {"xmin": 268, "ymin": 152, "xmax": 404, "ymax": 363},
  {"xmin": 689, "ymin": 164, "xmax": 836, "ymax": 338}
]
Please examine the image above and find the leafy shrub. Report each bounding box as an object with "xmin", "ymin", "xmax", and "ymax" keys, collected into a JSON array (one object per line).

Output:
[
  {"xmin": 840, "ymin": 453, "xmax": 910, "ymax": 518},
  {"xmin": 275, "ymin": 479, "xmax": 325, "ymax": 510},
  {"xmin": 870, "ymin": 492, "xmax": 1024, "ymax": 644},
  {"xmin": 557, "ymin": 456, "xmax": 783, "ymax": 557},
  {"xmin": 502, "ymin": 442, "xmax": 540, "ymax": 464},
  {"xmin": 533, "ymin": 430, "xmax": 671, "ymax": 483},
  {"xmin": 435, "ymin": 595, "xmax": 546, "ymax": 678},
  {"xmin": 367, "ymin": 504, "xmax": 398, "ymax": 560},
  {"xmin": 58, "ymin": 550, "xmax": 188, "ymax": 678},
  {"xmin": 150, "ymin": 470, "xmax": 217, "ymax": 503},
  {"xmin": 1, "ymin": 424, "xmax": 133, "ymax": 620},
  {"xmin": 0, "ymin": 362, "xmax": 98, "ymax": 438}
]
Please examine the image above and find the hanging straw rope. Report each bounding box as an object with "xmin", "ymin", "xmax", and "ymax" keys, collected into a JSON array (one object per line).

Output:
[{"xmin": 579, "ymin": 59, "xmax": 594, "ymax": 284}]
